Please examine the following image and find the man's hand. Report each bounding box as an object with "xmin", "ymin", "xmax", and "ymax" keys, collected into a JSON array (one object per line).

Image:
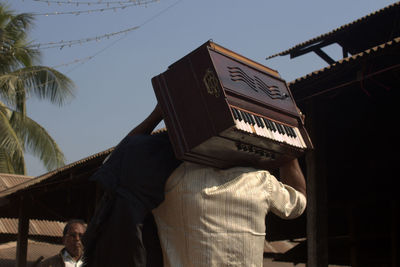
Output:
[{"xmin": 127, "ymin": 103, "xmax": 164, "ymax": 137}]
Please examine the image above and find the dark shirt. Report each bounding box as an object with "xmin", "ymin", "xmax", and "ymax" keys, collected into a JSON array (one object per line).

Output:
[{"xmin": 82, "ymin": 132, "xmax": 181, "ymax": 267}]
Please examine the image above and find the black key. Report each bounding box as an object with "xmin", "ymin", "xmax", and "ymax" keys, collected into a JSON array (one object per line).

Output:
[
  {"xmin": 283, "ymin": 125, "xmax": 292, "ymax": 137},
  {"xmin": 289, "ymin": 126, "xmax": 297, "ymax": 137},
  {"xmin": 236, "ymin": 109, "xmax": 244, "ymax": 121},
  {"xmin": 251, "ymin": 114, "xmax": 259, "ymax": 127},
  {"xmin": 255, "ymin": 115, "xmax": 263, "ymax": 128},
  {"xmin": 243, "ymin": 112, "xmax": 253, "ymax": 124},
  {"xmin": 231, "ymin": 108, "xmax": 239, "ymax": 120},
  {"xmin": 270, "ymin": 120, "xmax": 278, "ymax": 132},
  {"xmin": 276, "ymin": 122, "xmax": 285, "ymax": 135},
  {"xmin": 257, "ymin": 116, "xmax": 265, "ymax": 128},
  {"xmin": 239, "ymin": 110, "xmax": 249, "ymax": 124},
  {"xmin": 263, "ymin": 118, "xmax": 272, "ymax": 131},
  {"xmin": 248, "ymin": 113, "xmax": 256, "ymax": 125}
]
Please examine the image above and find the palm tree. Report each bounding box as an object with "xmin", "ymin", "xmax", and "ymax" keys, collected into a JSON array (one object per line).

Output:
[{"xmin": 0, "ymin": 4, "xmax": 75, "ymax": 174}]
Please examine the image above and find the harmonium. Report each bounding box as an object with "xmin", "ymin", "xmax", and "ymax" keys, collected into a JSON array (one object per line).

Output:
[{"xmin": 152, "ymin": 41, "xmax": 313, "ymax": 170}]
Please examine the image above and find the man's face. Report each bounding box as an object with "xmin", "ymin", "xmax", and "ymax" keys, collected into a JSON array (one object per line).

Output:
[{"xmin": 62, "ymin": 223, "xmax": 86, "ymax": 259}]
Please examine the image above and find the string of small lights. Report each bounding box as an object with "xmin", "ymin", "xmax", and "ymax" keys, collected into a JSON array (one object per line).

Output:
[
  {"xmin": 24, "ymin": 0, "xmax": 182, "ymax": 73},
  {"xmin": 33, "ymin": 0, "xmax": 159, "ymax": 16},
  {"xmin": 52, "ymin": 55, "xmax": 94, "ymax": 68},
  {"xmin": 27, "ymin": 25, "xmax": 140, "ymax": 49},
  {"xmin": 33, "ymin": 0, "xmax": 157, "ymax": 6},
  {"xmin": 2, "ymin": 0, "xmax": 182, "ymax": 96}
]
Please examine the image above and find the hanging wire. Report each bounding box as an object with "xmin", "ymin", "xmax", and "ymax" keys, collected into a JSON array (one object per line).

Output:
[
  {"xmin": 27, "ymin": 25, "xmax": 140, "ymax": 49},
  {"xmin": 32, "ymin": 0, "xmax": 160, "ymax": 16},
  {"xmin": 28, "ymin": 0, "xmax": 183, "ymax": 74},
  {"xmin": 52, "ymin": 55, "xmax": 94, "ymax": 68},
  {"xmin": 33, "ymin": 0, "xmax": 156, "ymax": 6}
]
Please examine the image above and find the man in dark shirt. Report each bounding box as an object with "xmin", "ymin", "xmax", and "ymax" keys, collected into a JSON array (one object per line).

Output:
[{"xmin": 82, "ymin": 104, "xmax": 180, "ymax": 267}]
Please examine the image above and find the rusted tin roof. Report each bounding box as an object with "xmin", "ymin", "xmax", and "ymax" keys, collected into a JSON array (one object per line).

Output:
[
  {"xmin": 0, "ymin": 174, "xmax": 33, "ymax": 191},
  {"xmin": 0, "ymin": 240, "xmax": 63, "ymax": 265},
  {"xmin": 0, "ymin": 128, "xmax": 168, "ymax": 199},
  {"xmin": 266, "ymin": 1, "xmax": 400, "ymax": 60},
  {"xmin": 289, "ymin": 36, "xmax": 400, "ymax": 88},
  {"xmin": 264, "ymin": 240, "xmax": 296, "ymax": 254},
  {"xmin": 0, "ymin": 147, "xmax": 113, "ymax": 199},
  {"xmin": 0, "ymin": 218, "xmax": 65, "ymax": 237}
]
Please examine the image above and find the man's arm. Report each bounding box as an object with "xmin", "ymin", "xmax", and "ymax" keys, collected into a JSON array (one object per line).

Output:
[
  {"xmin": 126, "ymin": 104, "xmax": 163, "ymax": 137},
  {"xmin": 104, "ymin": 104, "xmax": 163, "ymax": 162},
  {"xmin": 279, "ymin": 158, "xmax": 306, "ymax": 197}
]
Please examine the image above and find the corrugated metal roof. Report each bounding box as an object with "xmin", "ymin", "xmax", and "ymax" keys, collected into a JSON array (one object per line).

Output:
[
  {"xmin": 0, "ymin": 240, "xmax": 63, "ymax": 263},
  {"xmin": 289, "ymin": 36, "xmax": 400, "ymax": 88},
  {"xmin": 0, "ymin": 147, "xmax": 113, "ymax": 199},
  {"xmin": 266, "ymin": 1, "xmax": 400, "ymax": 60},
  {"xmin": 0, "ymin": 128, "xmax": 168, "ymax": 199},
  {"xmin": 0, "ymin": 174, "xmax": 33, "ymax": 191},
  {"xmin": 0, "ymin": 218, "xmax": 65, "ymax": 237},
  {"xmin": 264, "ymin": 240, "xmax": 296, "ymax": 254}
]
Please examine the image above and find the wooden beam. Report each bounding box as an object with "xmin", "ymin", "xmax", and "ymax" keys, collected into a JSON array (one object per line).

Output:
[
  {"xmin": 305, "ymin": 100, "xmax": 329, "ymax": 267},
  {"xmin": 314, "ymin": 48, "xmax": 335, "ymax": 65},
  {"xmin": 15, "ymin": 196, "xmax": 29, "ymax": 267},
  {"xmin": 392, "ymin": 201, "xmax": 398, "ymax": 267},
  {"xmin": 342, "ymin": 47, "xmax": 349, "ymax": 58}
]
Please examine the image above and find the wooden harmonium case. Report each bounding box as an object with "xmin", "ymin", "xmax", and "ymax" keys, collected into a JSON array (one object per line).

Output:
[{"xmin": 152, "ymin": 41, "xmax": 313, "ymax": 170}]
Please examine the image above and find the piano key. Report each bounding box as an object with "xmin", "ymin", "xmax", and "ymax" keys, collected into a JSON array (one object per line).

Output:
[
  {"xmin": 275, "ymin": 121, "xmax": 296, "ymax": 146},
  {"xmin": 232, "ymin": 108, "xmax": 238, "ymax": 119},
  {"xmin": 283, "ymin": 125, "xmax": 292, "ymax": 137},
  {"xmin": 252, "ymin": 114, "xmax": 266, "ymax": 136},
  {"xmin": 238, "ymin": 110, "xmax": 253, "ymax": 133},
  {"xmin": 231, "ymin": 107, "xmax": 306, "ymax": 148},
  {"xmin": 235, "ymin": 109, "xmax": 251, "ymax": 133},
  {"xmin": 262, "ymin": 118, "xmax": 272, "ymax": 131},
  {"xmin": 277, "ymin": 122, "xmax": 292, "ymax": 144},
  {"xmin": 250, "ymin": 114, "xmax": 267, "ymax": 137},
  {"xmin": 293, "ymin": 127, "xmax": 307, "ymax": 148},
  {"xmin": 256, "ymin": 115, "xmax": 264, "ymax": 128},
  {"xmin": 272, "ymin": 121, "xmax": 286, "ymax": 142},
  {"xmin": 284, "ymin": 126, "xmax": 300, "ymax": 147},
  {"xmin": 254, "ymin": 115, "xmax": 270, "ymax": 138},
  {"xmin": 253, "ymin": 115, "xmax": 270, "ymax": 138},
  {"xmin": 262, "ymin": 118, "xmax": 277, "ymax": 140},
  {"xmin": 247, "ymin": 112, "xmax": 255, "ymax": 125},
  {"xmin": 269, "ymin": 119, "xmax": 278, "ymax": 132},
  {"xmin": 263, "ymin": 118, "xmax": 282, "ymax": 142},
  {"xmin": 255, "ymin": 116, "xmax": 263, "ymax": 128},
  {"xmin": 246, "ymin": 112, "xmax": 257, "ymax": 134},
  {"xmin": 289, "ymin": 127, "xmax": 297, "ymax": 138},
  {"xmin": 232, "ymin": 108, "xmax": 245, "ymax": 131}
]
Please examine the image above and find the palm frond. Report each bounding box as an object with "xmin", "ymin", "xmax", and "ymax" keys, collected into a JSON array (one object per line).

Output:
[
  {"xmin": 22, "ymin": 66, "xmax": 75, "ymax": 105},
  {"xmin": 10, "ymin": 109, "xmax": 66, "ymax": 171},
  {"xmin": 0, "ymin": 102, "xmax": 25, "ymax": 171},
  {"xmin": 0, "ymin": 66, "xmax": 75, "ymax": 110},
  {"xmin": 0, "ymin": 149, "xmax": 16, "ymax": 174},
  {"xmin": 0, "ymin": 73, "xmax": 22, "ymax": 106},
  {"xmin": 0, "ymin": 3, "xmax": 72, "ymax": 174},
  {"xmin": 0, "ymin": 5, "xmax": 37, "ymax": 70}
]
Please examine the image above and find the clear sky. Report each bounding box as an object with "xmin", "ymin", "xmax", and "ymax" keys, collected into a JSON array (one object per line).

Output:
[{"xmin": 7, "ymin": 0, "xmax": 398, "ymax": 176}]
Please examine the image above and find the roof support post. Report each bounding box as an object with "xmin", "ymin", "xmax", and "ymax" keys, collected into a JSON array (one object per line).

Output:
[
  {"xmin": 15, "ymin": 196, "xmax": 29, "ymax": 267},
  {"xmin": 305, "ymin": 100, "xmax": 329, "ymax": 267},
  {"xmin": 391, "ymin": 201, "xmax": 399, "ymax": 267}
]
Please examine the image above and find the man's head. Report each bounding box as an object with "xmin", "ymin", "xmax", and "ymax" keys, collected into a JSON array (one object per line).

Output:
[{"xmin": 62, "ymin": 219, "xmax": 86, "ymax": 260}]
